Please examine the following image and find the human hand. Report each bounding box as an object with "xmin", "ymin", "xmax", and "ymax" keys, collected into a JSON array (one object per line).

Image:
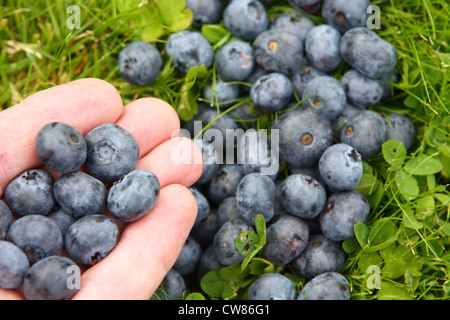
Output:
[{"xmin": 0, "ymin": 78, "xmax": 203, "ymax": 300}]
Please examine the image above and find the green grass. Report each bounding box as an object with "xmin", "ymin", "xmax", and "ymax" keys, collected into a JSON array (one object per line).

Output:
[{"xmin": 0, "ymin": 0, "xmax": 449, "ymax": 300}]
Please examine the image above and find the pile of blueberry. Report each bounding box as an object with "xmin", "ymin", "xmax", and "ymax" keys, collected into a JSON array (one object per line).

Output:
[
  {"xmin": 0, "ymin": 122, "xmax": 160, "ymax": 300},
  {"xmin": 126, "ymin": 0, "xmax": 417, "ymax": 301}
]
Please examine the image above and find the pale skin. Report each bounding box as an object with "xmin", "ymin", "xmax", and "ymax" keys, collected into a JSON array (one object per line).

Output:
[{"xmin": 0, "ymin": 78, "xmax": 203, "ymax": 300}]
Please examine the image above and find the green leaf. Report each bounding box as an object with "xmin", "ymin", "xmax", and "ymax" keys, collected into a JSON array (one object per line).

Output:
[
  {"xmin": 254, "ymin": 214, "xmax": 266, "ymax": 245},
  {"xmin": 402, "ymin": 207, "xmax": 423, "ymax": 230},
  {"xmin": 367, "ymin": 218, "xmax": 398, "ymax": 252},
  {"xmin": 426, "ymin": 174, "xmax": 436, "ymax": 191},
  {"xmin": 358, "ymin": 251, "xmax": 382, "ymax": 275},
  {"xmin": 176, "ymin": 65, "xmax": 210, "ymax": 121},
  {"xmin": 377, "ymin": 281, "xmax": 415, "ymax": 300},
  {"xmin": 114, "ymin": 0, "xmax": 143, "ymax": 13},
  {"xmin": 235, "ymin": 230, "xmax": 260, "ymax": 257},
  {"xmin": 434, "ymin": 193, "xmax": 450, "ymax": 206},
  {"xmin": 355, "ymin": 174, "xmax": 384, "ymax": 208},
  {"xmin": 248, "ymin": 258, "xmax": 277, "ymax": 276},
  {"xmin": 395, "ymin": 170, "xmax": 419, "ymax": 200},
  {"xmin": 342, "ymin": 238, "xmax": 360, "ymax": 253},
  {"xmin": 200, "ymin": 269, "xmax": 228, "ymax": 298},
  {"xmin": 404, "ymin": 154, "xmax": 443, "ymax": 175},
  {"xmin": 119, "ymin": 4, "xmax": 166, "ymax": 42},
  {"xmin": 355, "ymin": 174, "xmax": 379, "ymax": 193},
  {"xmin": 439, "ymin": 153, "xmax": 450, "ymax": 178},
  {"xmin": 382, "ymin": 140, "xmax": 407, "ymax": 170},
  {"xmin": 415, "ymin": 195, "xmax": 435, "ymax": 219},
  {"xmin": 221, "ymin": 282, "xmax": 239, "ymax": 300},
  {"xmin": 354, "ymin": 222, "xmax": 369, "ymax": 248},
  {"xmin": 184, "ymin": 292, "xmax": 206, "ymax": 300},
  {"xmin": 155, "ymin": 0, "xmax": 193, "ymax": 31},
  {"xmin": 201, "ymin": 24, "xmax": 230, "ymax": 44},
  {"xmin": 218, "ymin": 264, "xmax": 248, "ymax": 283}
]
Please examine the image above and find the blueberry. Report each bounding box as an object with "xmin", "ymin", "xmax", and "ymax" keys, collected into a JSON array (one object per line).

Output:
[
  {"xmin": 22, "ymin": 256, "xmax": 79, "ymax": 300},
  {"xmin": 297, "ymin": 272, "xmax": 350, "ymax": 300},
  {"xmin": 196, "ymin": 245, "xmax": 225, "ymax": 281},
  {"xmin": 202, "ymin": 76, "xmax": 241, "ymax": 109},
  {"xmin": 236, "ymin": 173, "xmax": 277, "ymax": 226},
  {"xmin": 236, "ymin": 129, "xmax": 280, "ymax": 180},
  {"xmin": 107, "ymin": 169, "xmax": 160, "ymax": 222},
  {"xmin": 290, "ymin": 64, "xmax": 327, "ymax": 99},
  {"xmin": 0, "ymin": 240, "xmax": 29, "ymax": 289},
  {"xmin": 305, "ymin": 24, "xmax": 342, "ymax": 73},
  {"xmin": 189, "ymin": 187, "xmax": 210, "ymax": 227},
  {"xmin": 172, "ymin": 236, "xmax": 202, "ymax": 276},
  {"xmin": 185, "ymin": 106, "xmax": 239, "ymax": 147},
  {"xmin": 153, "ymin": 269, "xmax": 186, "ymax": 300},
  {"xmin": 214, "ymin": 40, "xmax": 255, "ymax": 82},
  {"xmin": 213, "ymin": 219, "xmax": 255, "ymax": 266},
  {"xmin": 270, "ymin": 12, "xmax": 315, "ymax": 45},
  {"xmin": 53, "ymin": 171, "xmax": 107, "ymax": 219},
  {"xmin": 185, "ymin": 0, "xmax": 223, "ymax": 28},
  {"xmin": 292, "ymin": 234, "xmax": 347, "ymax": 279},
  {"xmin": 118, "ymin": 40, "xmax": 162, "ymax": 86},
  {"xmin": 244, "ymin": 64, "xmax": 268, "ymax": 89},
  {"xmin": 227, "ymin": 102, "xmax": 260, "ymax": 129},
  {"xmin": 279, "ymin": 174, "xmax": 327, "ymax": 219},
  {"xmin": 273, "ymin": 178, "xmax": 287, "ymax": 215},
  {"xmin": 340, "ymin": 27, "xmax": 397, "ymax": 79},
  {"xmin": 288, "ymin": 0, "xmax": 323, "ymax": 14},
  {"xmin": 217, "ymin": 196, "xmax": 240, "ymax": 226},
  {"xmin": 47, "ymin": 207, "xmax": 76, "ymax": 237},
  {"xmin": 190, "ymin": 208, "xmax": 220, "ymax": 249},
  {"xmin": 166, "ymin": 30, "xmax": 213, "ymax": 73},
  {"xmin": 341, "ymin": 69, "xmax": 384, "ymax": 108},
  {"xmin": 223, "ymin": 0, "xmax": 269, "ymax": 42},
  {"xmin": 319, "ymin": 190, "xmax": 370, "ymax": 241},
  {"xmin": 193, "ymin": 138, "xmax": 222, "ymax": 185},
  {"xmin": 383, "ymin": 113, "xmax": 416, "ymax": 150},
  {"xmin": 261, "ymin": 213, "xmax": 309, "ymax": 266},
  {"xmin": 252, "ymin": 29, "xmax": 304, "ymax": 77},
  {"xmin": 247, "ymin": 273, "xmax": 297, "ymax": 300},
  {"xmin": 321, "ymin": 0, "xmax": 370, "ymax": 34},
  {"xmin": 318, "ymin": 143, "xmax": 363, "ymax": 192},
  {"xmin": 64, "ymin": 214, "xmax": 119, "ymax": 266},
  {"xmin": 0, "ymin": 200, "xmax": 13, "ymax": 240},
  {"xmin": 331, "ymin": 103, "xmax": 362, "ymax": 139},
  {"xmin": 84, "ymin": 123, "xmax": 140, "ymax": 183},
  {"xmin": 271, "ymin": 107, "xmax": 334, "ymax": 168},
  {"xmin": 302, "ymin": 75, "xmax": 347, "ymax": 121},
  {"xmin": 207, "ymin": 164, "xmax": 244, "ymax": 206},
  {"xmin": 7, "ymin": 215, "xmax": 63, "ymax": 264},
  {"xmin": 35, "ymin": 122, "xmax": 87, "ymax": 174},
  {"xmin": 288, "ymin": 164, "xmax": 325, "ymax": 188},
  {"xmin": 340, "ymin": 110, "xmax": 387, "ymax": 159},
  {"xmin": 5, "ymin": 169, "xmax": 55, "ymax": 217},
  {"xmin": 250, "ymin": 73, "xmax": 293, "ymax": 113}
]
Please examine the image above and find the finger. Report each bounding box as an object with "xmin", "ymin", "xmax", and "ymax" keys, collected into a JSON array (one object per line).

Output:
[
  {"xmin": 0, "ymin": 288, "xmax": 24, "ymax": 300},
  {"xmin": 115, "ymin": 97, "xmax": 181, "ymax": 158},
  {"xmin": 72, "ymin": 184, "xmax": 198, "ymax": 300},
  {"xmin": 136, "ymin": 136, "xmax": 204, "ymax": 188},
  {"xmin": 0, "ymin": 78, "xmax": 124, "ymax": 195}
]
